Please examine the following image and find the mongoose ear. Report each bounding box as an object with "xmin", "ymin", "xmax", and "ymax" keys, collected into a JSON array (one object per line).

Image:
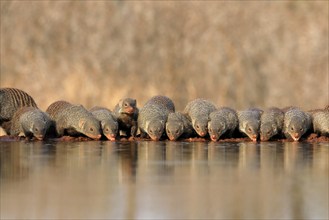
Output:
[
  {"xmin": 272, "ymin": 124, "xmax": 277, "ymax": 133},
  {"xmin": 79, "ymin": 119, "xmax": 86, "ymax": 128}
]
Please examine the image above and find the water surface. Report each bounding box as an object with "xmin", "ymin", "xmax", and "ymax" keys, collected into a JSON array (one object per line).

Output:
[{"xmin": 0, "ymin": 140, "xmax": 328, "ymax": 219}]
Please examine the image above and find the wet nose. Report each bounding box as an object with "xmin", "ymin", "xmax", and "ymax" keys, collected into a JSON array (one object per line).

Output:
[
  {"xmin": 169, "ymin": 136, "xmax": 176, "ymax": 141},
  {"xmin": 35, "ymin": 135, "xmax": 44, "ymax": 140}
]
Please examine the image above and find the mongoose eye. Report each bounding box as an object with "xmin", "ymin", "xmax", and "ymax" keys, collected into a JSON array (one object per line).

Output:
[
  {"xmin": 290, "ymin": 127, "xmax": 294, "ymax": 131},
  {"xmin": 149, "ymin": 130, "xmax": 153, "ymax": 134},
  {"xmin": 167, "ymin": 130, "xmax": 171, "ymax": 134},
  {"xmin": 300, "ymin": 128, "xmax": 303, "ymax": 132},
  {"xmin": 196, "ymin": 125, "xmax": 200, "ymax": 129},
  {"xmin": 175, "ymin": 130, "xmax": 179, "ymax": 134},
  {"xmin": 267, "ymin": 131, "xmax": 271, "ymax": 135},
  {"xmin": 247, "ymin": 127, "xmax": 252, "ymax": 132},
  {"xmin": 124, "ymin": 103, "xmax": 128, "ymax": 107},
  {"xmin": 34, "ymin": 128, "xmax": 39, "ymax": 132},
  {"xmin": 90, "ymin": 127, "xmax": 94, "ymax": 132},
  {"xmin": 105, "ymin": 128, "xmax": 109, "ymax": 132}
]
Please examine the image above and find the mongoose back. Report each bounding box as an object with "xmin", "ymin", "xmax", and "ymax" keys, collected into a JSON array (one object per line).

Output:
[
  {"xmin": 308, "ymin": 107, "xmax": 329, "ymax": 136},
  {"xmin": 146, "ymin": 95, "xmax": 175, "ymax": 112},
  {"xmin": 283, "ymin": 107, "xmax": 312, "ymax": 141},
  {"xmin": 0, "ymin": 88, "xmax": 37, "ymax": 125},
  {"xmin": 166, "ymin": 112, "xmax": 195, "ymax": 141},
  {"xmin": 138, "ymin": 95, "xmax": 175, "ymax": 141},
  {"xmin": 184, "ymin": 99, "xmax": 217, "ymax": 137},
  {"xmin": 10, "ymin": 106, "xmax": 52, "ymax": 140},
  {"xmin": 238, "ymin": 108, "xmax": 263, "ymax": 141},
  {"xmin": 46, "ymin": 100, "xmax": 101, "ymax": 140},
  {"xmin": 113, "ymin": 98, "xmax": 138, "ymax": 137},
  {"xmin": 208, "ymin": 107, "xmax": 238, "ymax": 141},
  {"xmin": 260, "ymin": 107, "xmax": 284, "ymax": 141},
  {"xmin": 90, "ymin": 106, "xmax": 118, "ymax": 141}
]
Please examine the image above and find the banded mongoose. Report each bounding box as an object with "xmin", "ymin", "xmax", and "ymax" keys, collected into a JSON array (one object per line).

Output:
[
  {"xmin": 184, "ymin": 99, "xmax": 217, "ymax": 137},
  {"xmin": 0, "ymin": 88, "xmax": 37, "ymax": 127},
  {"xmin": 308, "ymin": 107, "xmax": 329, "ymax": 136},
  {"xmin": 46, "ymin": 100, "xmax": 101, "ymax": 140},
  {"xmin": 166, "ymin": 112, "xmax": 195, "ymax": 141},
  {"xmin": 113, "ymin": 98, "xmax": 138, "ymax": 137},
  {"xmin": 138, "ymin": 95, "xmax": 175, "ymax": 141},
  {"xmin": 90, "ymin": 106, "xmax": 118, "ymax": 141},
  {"xmin": 10, "ymin": 106, "xmax": 52, "ymax": 140},
  {"xmin": 283, "ymin": 107, "xmax": 312, "ymax": 141},
  {"xmin": 146, "ymin": 95, "xmax": 175, "ymax": 112},
  {"xmin": 208, "ymin": 107, "xmax": 238, "ymax": 141},
  {"xmin": 238, "ymin": 108, "xmax": 263, "ymax": 141},
  {"xmin": 260, "ymin": 107, "xmax": 284, "ymax": 141}
]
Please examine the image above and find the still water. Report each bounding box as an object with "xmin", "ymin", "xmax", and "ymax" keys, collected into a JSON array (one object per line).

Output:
[{"xmin": 0, "ymin": 140, "xmax": 328, "ymax": 219}]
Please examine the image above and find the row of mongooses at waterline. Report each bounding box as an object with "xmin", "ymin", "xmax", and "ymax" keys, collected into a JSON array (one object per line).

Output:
[{"xmin": 0, "ymin": 88, "xmax": 328, "ymax": 141}]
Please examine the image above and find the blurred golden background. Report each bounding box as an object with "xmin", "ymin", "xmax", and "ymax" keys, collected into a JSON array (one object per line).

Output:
[{"xmin": 1, "ymin": 1, "xmax": 328, "ymax": 111}]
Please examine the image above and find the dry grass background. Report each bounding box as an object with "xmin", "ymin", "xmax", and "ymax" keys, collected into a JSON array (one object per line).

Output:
[{"xmin": 1, "ymin": 1, "xmax": 328, "ymax": 111}]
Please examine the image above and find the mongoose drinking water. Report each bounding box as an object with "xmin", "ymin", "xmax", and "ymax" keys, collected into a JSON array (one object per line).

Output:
[
  {"xmin": 208, "ymin": 107, "xmax": 238, "ymax": 141},
  {"xmin": 283, "ymin": 107, "xmax": 312, "ymax": 141},
  {"xmin": 260, "ymin": 107, "xmax": 284, "ymax": 141},
  {"xmin": 238, "ymin": 108, "xmax": 263, "ymax": 141},
  {"xmin": 184, "ymin": 99, "xmax": 217, "ymax": 137},
  {"xmin": 90, "ymin": 106, "xmax": 118, "ymax": 141},
  {"xmin": 308, "ymin": 107, "xmax": 329, "ymax": 136},
  {"xmin": 138, "ymin": 95, "xmax": 175, "ymax": 141},
  {"xmin": 46, "ymin": 100, "xmax": 101, "ymax": 140},
  {"xmin": 113, "ymin": 98, "xmax": 138, "ymax": 137},
  {"xmin": 0, "ymin": 88, "xmax": 37, "ymax": 126},
  {"xmin": 10, "ymin": 106, "xmax": 52, "ymax": 140},
  {"xmin": 166, "ymin": 112, "xmax": 195, "ymax": 141}
]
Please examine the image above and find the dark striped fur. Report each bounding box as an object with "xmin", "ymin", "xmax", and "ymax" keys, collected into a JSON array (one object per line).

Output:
[{"xmin": 0, "ymin": 88, "xmax": 37, "ymax": 125}]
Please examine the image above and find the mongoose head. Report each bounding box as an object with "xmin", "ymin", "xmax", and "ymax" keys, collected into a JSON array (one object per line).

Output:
[
  {"xmin": 119, "ymin": 98, "xmax": 137, "ymax": 115},
  {"xmin": 313, "ymin": 111, "xmax": 329, "ymax": 134},
  {"xmin": 192, "ymin": 118, "xmax": 209, "ymax": 137},
  {"xmin": 260, "ymin": 122, "xmax": 278, "ymax": 141},
  {"xmin": 101, "ymin": 118, "xmax": 118, "ymax": 141},
  {"xmin": 79, "ymin": 118, "xmax": 102, "ymax": 140},
  {"xmin": 21, "ymin": 110, "xmax": 51, "ymax": 140},
  {"xmin": 166, "ymin": 120, "xmax": 184, "ymax": 141},
  {"xmin": 147, "ymin": 119, "xmax": 165, "ymax": 141},
  {"xmin": 242, "ymin": 120, "xmax": 260, "ymax": 142},
  {"xmin": 286, "ymin": 116, "xmax": 307, "ymax": 141},
  {"xmin": 208, "ymin": 120, "xmax": 226, "ymax": 142}
]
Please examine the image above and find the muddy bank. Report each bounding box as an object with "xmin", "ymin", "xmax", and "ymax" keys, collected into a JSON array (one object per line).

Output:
[{"xmin": 0, "ymin": 133, "xmax": 328, "ymax": 143}]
